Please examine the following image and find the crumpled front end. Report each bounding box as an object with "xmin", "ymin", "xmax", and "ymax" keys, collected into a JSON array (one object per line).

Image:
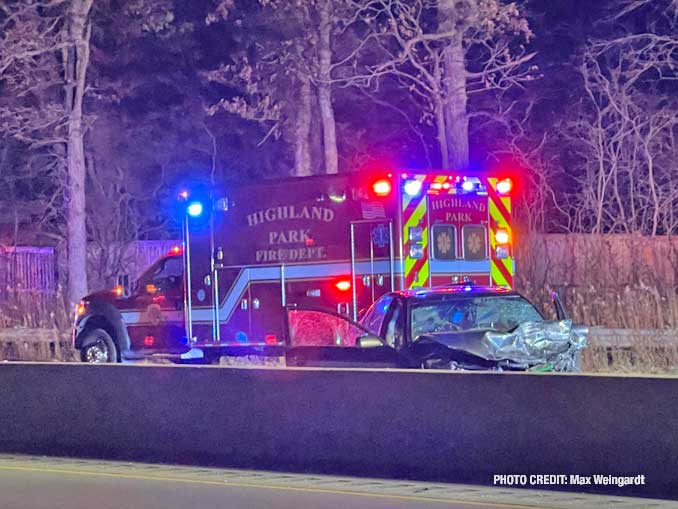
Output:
[{"xmin": 482, "ymin": 320, "xmax": 589, "ymax": 372}]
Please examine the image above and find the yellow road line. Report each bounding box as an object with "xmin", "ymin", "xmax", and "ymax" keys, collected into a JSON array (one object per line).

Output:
[{"xmin": 0, "ymin": 464, "xmax": 555, "ymax": 509}]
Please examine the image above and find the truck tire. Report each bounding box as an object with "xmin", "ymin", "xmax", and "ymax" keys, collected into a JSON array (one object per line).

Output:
[{"xmin": 80, "ymin": 328, "xmax": 118, "ymax": 363}]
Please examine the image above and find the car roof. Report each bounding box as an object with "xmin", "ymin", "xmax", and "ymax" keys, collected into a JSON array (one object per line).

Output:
[{"xmin": 391, "ymin": 284, "xmax": 520, "ymax": 300}]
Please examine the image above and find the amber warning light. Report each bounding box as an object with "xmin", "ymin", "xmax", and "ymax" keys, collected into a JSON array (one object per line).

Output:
[{"xmin": 495, "ymin": 229, "xmax": 510, "ymax": 245}]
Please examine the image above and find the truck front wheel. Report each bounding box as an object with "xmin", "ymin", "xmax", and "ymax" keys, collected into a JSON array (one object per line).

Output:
[{"xmin": 80, "ymin": 328, "xmax": 118, "ymax": 363}]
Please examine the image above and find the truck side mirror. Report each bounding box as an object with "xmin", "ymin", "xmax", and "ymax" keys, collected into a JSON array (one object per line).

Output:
[
  {"xmin": 356, "ymin": 334, "xmax": 383, "ymax": 348},
  {"xmin": 551, "ymin": 291, "xmax": 569, "ymax": 321}
]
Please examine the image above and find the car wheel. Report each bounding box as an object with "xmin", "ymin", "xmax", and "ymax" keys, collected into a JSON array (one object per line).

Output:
[{"xmin": 80, "ymin": 328, "xmax": 118, "ymax": 363}]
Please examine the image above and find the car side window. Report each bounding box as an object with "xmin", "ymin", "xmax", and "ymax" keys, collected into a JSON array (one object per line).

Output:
[
  {"xmin": 288, "ymin": 309, "xmax": 372, "ymax": 347},
  {"xmin": 383, "ymin": 299, "xmax": 403, "ymax": 348},
  {"xmin": 361, "ymin": 295, "xmax": 394, "ymax": 336}
]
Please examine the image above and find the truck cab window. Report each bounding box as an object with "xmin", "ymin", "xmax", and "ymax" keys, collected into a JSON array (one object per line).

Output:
[
  {"xmin": 152, "ymin": 257, "xmax": 183, "ymax": 290},
  {"xmin": 136, "ymin": 256, "xmax": 183, "ymax": 294}
]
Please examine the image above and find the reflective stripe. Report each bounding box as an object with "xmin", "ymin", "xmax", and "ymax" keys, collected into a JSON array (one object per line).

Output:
[
  {"xmin": 120, "ymin": 310, "xmax": 184, "ymax": 325},
  {"xmin": 193, "ymin": 260, "xmax": 398, "ymax": 323},
  {"xmin": 429, "ymin": 259, "xmax": 491, "ymax": 272},
  {"xmin": 119, "ymin": 260, "xmax": 401, "ymax": 326}
]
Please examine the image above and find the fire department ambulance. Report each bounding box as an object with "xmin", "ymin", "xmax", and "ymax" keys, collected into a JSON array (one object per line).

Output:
[{"xmin": 73, "ymin": 170, "xmax": 516, "ymax": 362}]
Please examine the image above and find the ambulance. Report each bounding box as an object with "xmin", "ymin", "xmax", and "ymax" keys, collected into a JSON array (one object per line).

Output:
[{"xmin": 72, "ymin": 170, "xmax": 516, "ymax": 362}]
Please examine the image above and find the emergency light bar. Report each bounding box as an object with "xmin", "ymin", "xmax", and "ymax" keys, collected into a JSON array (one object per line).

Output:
[
  {"xmin": 401, "ymin": 175, "xmax": 496, "ymax": 196},
  {"xmin": 461, "ymin": 180, "xmax": 475, "ymax": 192}
]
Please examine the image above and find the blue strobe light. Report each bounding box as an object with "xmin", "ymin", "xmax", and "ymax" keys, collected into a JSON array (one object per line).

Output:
[{"xmin": 187, "ymin": 201, "xmax": 204, "ymax": 217}]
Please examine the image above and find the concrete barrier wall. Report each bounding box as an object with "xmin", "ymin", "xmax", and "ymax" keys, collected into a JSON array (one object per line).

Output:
[{"xmin": 0, "ymin": 364, "xmax": 676, "ymax": 500}]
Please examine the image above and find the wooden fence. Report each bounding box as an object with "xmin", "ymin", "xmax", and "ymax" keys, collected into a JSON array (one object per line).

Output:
[
  {"xmin": 0, "ymin": 241, "xmax": 178, "ymax": 328},
  {"xmin": 4, "ymin": 234, "xmax": 678, "ymax": 330},
  {"xmin": 0, "ymin": 246, "xmax": 56, "ymax": 293},
  {"xmin": 516, "ymin": 233, "xmax": 678, "ymax": 329},
  {"xmin": 0, "ymin": 247, "xmax": 58, "ymax": 328}
]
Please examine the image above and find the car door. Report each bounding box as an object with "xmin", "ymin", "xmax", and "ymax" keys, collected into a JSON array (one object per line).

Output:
[{"xmin": 284, "ymin": 307, "xmax": 401, "ymax": 368}]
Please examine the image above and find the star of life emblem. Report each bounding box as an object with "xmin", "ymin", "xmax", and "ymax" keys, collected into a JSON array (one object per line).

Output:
[
  {"xmin": 144, "ymin": 304, "xmax": 163, "ymax": 326},
  {"xmin": 436, "ymin": 231, "xmax": 453, "ymax": 255},
  {"xmin": 371, "ymin": 224, "xmax": 390, "ymax": 248},
  {"xmin": 467, "ymin": 231, "xmax": 482, "ymax": 255}
]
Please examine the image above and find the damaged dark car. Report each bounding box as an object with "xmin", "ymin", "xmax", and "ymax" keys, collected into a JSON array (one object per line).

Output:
[{"xmin": 285, "ymin": 285, "xmax": 587, "ymax": 372}]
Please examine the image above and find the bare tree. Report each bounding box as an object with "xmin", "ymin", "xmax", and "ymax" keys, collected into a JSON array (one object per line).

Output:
[
  {"xmin": 0, "ymin": 0, "xmax": 94, "ymax": 307},
  {"xmin": 65, "ymin": 0, "xmax": 94, "ymax": 307},
  {"xmin": 558, "ymin": 3, "xmax": 678, "ymax": 235},
  {"xmin": 351, "ymin": 0, "xmax": 535, "ymax": 169},
  {"xmin": 205, "ymin": 0, "xmax": 377, "ymax": 176}
]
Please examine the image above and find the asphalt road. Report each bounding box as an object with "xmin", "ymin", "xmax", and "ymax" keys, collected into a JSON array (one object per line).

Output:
[{"xmin": 0, "ymin": 456, "xmax": 672, "ymax": 509}]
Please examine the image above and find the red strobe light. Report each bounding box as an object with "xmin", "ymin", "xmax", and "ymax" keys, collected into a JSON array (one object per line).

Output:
[
  {"xmin": 335, "ymin": 279, "xmax": 352, "ymax": 292},
  {"xmin": 496, "ymin": 178, "xmax": 513, "ymax": 195},
  {"xmin": 372, "ymin": 179, "xmax": 392, "ymax": 197}
]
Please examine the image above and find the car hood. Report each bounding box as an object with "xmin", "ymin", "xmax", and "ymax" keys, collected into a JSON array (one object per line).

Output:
[{"xmin": 418, "ymin": 320, "xmax": 589, "ymax": 371}]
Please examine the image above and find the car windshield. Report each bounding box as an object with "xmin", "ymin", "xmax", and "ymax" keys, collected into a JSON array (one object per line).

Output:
[{"xmin": 410, "ymin": 295, "xmax": 543, "ymax": 339}]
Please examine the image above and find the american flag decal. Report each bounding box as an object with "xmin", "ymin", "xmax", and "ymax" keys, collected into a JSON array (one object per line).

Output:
[{"xmin": 361, "ymin": 201, "xmax": 386, "ymax": 220}]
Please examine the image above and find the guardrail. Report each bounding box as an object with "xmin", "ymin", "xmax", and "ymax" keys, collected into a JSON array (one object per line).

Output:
[{"xmin": 0, "ymin": 364, "xmax": 676, "ymax": 500}]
